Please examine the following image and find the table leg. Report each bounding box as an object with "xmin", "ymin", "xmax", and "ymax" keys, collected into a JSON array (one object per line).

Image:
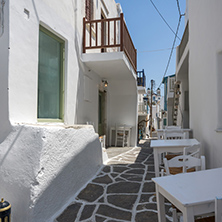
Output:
[
  {"xmin": 183, "ymin": 207, "xmax": 194, "ymax": 222},
  {"xmin": 154, "ymin": 148, "xmax": 160, "ymax": 177},
  {"xmin": 109, "ymin": 129, "xmax": 112, "ymax": 147},
  {"xmin": 156, "ymin": 185, "xmax": 166, "ymax": 222},
  {"xmin": 128, "ymin": 129, "xmax": 131, "ymax": 147}
]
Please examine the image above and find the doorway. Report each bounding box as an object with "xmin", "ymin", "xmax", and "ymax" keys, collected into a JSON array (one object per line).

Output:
[{"xmin": 98, "ymin": 91, "xmax": 106, "ymax": 136}]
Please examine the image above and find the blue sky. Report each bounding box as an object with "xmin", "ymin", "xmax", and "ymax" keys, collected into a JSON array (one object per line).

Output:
[{"xmin": 116, "ymin": 0, "xmax": 186, "ymax": 94}]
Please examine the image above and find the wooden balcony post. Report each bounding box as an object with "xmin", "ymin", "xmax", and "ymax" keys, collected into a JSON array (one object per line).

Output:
[
  {"xmin": 101, "ymin": 20, "xmax": 104, "ymax": 48},
  {"xmin": 120, "ymin": 13, "xmax": 124, "ymax": 52},
  {"xmin": 83, "ymin": 17, "xmax": 86, "ymax": 53}
]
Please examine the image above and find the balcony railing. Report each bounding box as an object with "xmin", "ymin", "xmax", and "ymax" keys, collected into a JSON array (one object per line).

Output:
[
  {"xmin": 83, "ymin": 13, "xmax": 137, "ymax": 72},
  {"xmin": 137, "ymin": 69, "xmax": 146, "ymax": 87},
  {"xmin": 138, "ymin": 101, "xmax": 148, "ymax": 114}
]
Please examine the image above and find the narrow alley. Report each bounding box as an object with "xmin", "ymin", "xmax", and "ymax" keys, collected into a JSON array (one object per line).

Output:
[{"xmin": 56, "ymin": 140, "xmax": 173, "ymax": 222}]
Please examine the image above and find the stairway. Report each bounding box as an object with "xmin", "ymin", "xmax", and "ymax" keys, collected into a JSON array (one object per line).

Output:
[{"xmin": 172, "ymin": 81, "xmax": 181, "ymax": 125}]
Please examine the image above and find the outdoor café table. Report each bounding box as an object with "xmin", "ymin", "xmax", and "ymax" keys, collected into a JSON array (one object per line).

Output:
[
  {"xmin": 109, "ymin": 125, "xmax": 132, "ymax": 147},
  {"xmin": 152, "ymin": 167, "xmax": 222, "ymax": 222},
  {"xmin": 150, "ymin": 138, "xmax": 200, "ymax": 177}
]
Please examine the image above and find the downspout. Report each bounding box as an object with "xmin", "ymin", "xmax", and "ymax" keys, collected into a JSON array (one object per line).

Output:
[{"xmin": 0, "ymin": 0, "xmax": 5, "ymax": 37}]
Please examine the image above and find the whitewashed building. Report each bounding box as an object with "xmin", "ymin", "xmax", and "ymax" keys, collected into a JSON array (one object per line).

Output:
[
  {"xmin": 137, "ymin": 70, "xmax": 148, "ymax": 139},
  {"xmin": 0, "ymin": 0, "xmax": 138, "ymax": 221},
  {"xmin": 175, "ymin": 0, "xmax": 222, "ymax": 168}
]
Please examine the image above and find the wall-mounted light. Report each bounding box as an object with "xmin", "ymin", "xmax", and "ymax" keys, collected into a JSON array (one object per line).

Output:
[{"xmin": 102, "ymin": 79, "xmax": 108, "ymax": 87}]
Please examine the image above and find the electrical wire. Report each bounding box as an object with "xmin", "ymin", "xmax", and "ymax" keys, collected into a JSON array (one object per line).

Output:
[
  {"xmin": 176, "ymin": 0, "xmax": 182, "ymax": 17},
  {"xmin": 138, "ymin": 47, "xmax": 176, "ymax": 53},
  {"xmin": 149, "ymin": 0, "xmax": 181, "ymax": 41},
  {"xmin": 157, "ymin": 15, "xmax": 182, "ymax": 89}
]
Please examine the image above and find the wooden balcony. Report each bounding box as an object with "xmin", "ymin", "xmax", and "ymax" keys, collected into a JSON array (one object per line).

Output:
[
  {"xmin": 83, "ymin": 13, "xmax": 137, "ymax": 72},
  {"xmin": 137, "ymin": 69, "xmax": 146, "ymax": 87}
]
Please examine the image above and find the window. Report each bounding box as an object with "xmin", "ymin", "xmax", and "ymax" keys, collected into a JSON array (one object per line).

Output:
[
  {"xmin": 37, "ymin": 26, "xmax": 64, "ymax": 120},
  {"xmin": 85, "ymin": 0, "xmax": 94, "ymax": 21}
]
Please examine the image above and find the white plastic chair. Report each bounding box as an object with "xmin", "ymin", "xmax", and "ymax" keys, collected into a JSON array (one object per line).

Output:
[
  {"xmin": 161, "ymin": 155, "xmax": 206, "ymax": 176},
  {"xmin": 165, "ymin": 125, "xmax": 181, "ymax": 130},
  {"xmin": 183, "ymin": 144, "xmax": 201, "ymax": 158},
  {"xmin": 164, "ymin": 130, "xmax": 186, "ymax": 140},
  {"xmin": 161, "ymin": 154, "xmax": 206, "ymax": 222},
  {"xmin": 115, "ymin": 124, "xmax": 128, "ymax": 147}
]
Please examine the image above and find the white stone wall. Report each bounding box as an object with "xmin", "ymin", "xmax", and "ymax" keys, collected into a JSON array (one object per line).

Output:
[
  {"xmin": 187, "ymin": 0, "xmax": 222, "ymax": 168},
  {"xmin": 0, "ymin": 0, "xmax": 11, "ymax": 142},
  {"xmin": 0, "ymin": 124, "xmax": 102, "ymax": 222},
  {"xmin": 0, "ymin": 0, "xmax": 129, "ymax": 221}
]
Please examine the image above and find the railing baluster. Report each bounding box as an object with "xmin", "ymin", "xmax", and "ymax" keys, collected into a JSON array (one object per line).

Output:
[
  {"xmin": 108, "ymin": 20, "xmax": 110, "ymax": 46},
  {"xmin": 101, "ymin": 20, "xmax": 104, "ymax": 48},
  {"xmin": 90, "ymin": 22, "xmax": 92, "ymax": 47},
  {"xmin": 120, "ymin": 13, "xmax": 124, "ymax": 51},
  {"xmin": 96, "ymin": 21, "xmax": 98, "ymax": 47},
  {"xmin": 83, "ymin": 17, "xmax": 86, "ymax": 53},
  {"xmin": 114, "ymin": 20, "xmax": 116, "ymax": 45},
  {"xmin": 83, "ymin": 14, "xmax": 137, "ymax": 71}
]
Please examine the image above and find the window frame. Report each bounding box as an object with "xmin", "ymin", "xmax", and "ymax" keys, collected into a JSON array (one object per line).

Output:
[{"xmin": 37, "ymin": 26, "xmax": 65, "ymax": 122}]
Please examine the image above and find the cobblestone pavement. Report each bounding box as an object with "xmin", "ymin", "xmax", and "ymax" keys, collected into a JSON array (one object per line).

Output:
[{"xmin": 56, "ymin": 140, "xmax": 173, "ymax": 222}]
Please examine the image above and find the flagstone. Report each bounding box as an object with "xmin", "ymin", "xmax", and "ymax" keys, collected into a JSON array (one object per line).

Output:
[
  {"xmin": 56, "ymin": 202, "xmax": 82, "ymax": 222},
  {"xmin": 79, "ymin": 204, "xmax": 96, "ymax": 221},
  {"xmin": 92, "ymin": 175, "xmax": 113, "ymax": 184},
  {"xmin": 142, "ymin": 182, "xmax": 155, "ymax": 192},
  {"xmin": 77, "ymin": 184, "xmax": 104, "ymax": 202},
  {"xmin": 107, "ymin": 181, "xmax": 141, "ymax": 194},
  {"xmin": 120, "ymin": 174, "xmax": 143, "ymax": 182},
  {"xmin": 135, "ymin": 210, "xmax": 158, "ymax": 222},
  {"xmin": 107, "ymin": 194, "xmax": 137, "ymax": 210},
  {"xmin": 96, "ymin": 205, "xmax": 131, "ymax": 221},
  {"xmin": 124, "ymin": 168, "xmax": 145, "ymax": 175}
]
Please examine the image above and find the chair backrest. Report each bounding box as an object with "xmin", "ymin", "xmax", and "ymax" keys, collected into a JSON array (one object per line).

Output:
[
  {"xmin": 183, "ymin": 144, "xmax": 201, "ymax": 158},
  {"xmin": 165, "ymin": 126, "xmax": 181, "ymax": 130},
  {"xmin": 164, "ymin": 130, "xmax": 186, "ymax": 140},
  {"xmin": 115, "ymin": 124, "xmax": 126, "ymax": 136},
  {"xmin": 163, "ymin": 155, "xmax": 206, "ymax": 175},
  {"xmin": 215, "ymin": 196, "xmax": 222, "ymax": 222}
]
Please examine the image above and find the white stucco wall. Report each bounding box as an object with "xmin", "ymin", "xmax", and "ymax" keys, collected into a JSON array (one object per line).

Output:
[
  {"xmin": 0, "ymin": 124, "xmax": 102, "ymax": 222},
  {"xmin": 108, "ymin": 79, "xmax": 138, "ymax": 147},
  {"xmin": 0, "ymin": 0, "xmax": 138, "ymax": 220},
  {"xmin": 0, "ymin": 0, "xmax": 11, "ymax": 143},
  {"xmin": 188, "ymin": 0, "xmax": 222, "ymax": 168}
]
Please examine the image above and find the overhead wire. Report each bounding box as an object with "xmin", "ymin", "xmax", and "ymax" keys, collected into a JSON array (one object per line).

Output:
[
  {"xmin": 149, "ymin": 0, "xmax": 181, "ymax": 41},
  {"xmin": 138, "ymin": 47, "xmax": 176, "ymax": 53},
  {"xmin": 156, "ymin": 0, "xmax": 185, "ymax": 89},
  {"xmin": 157, "ymin": 14, "xmax": 182, "ymax": 89}
]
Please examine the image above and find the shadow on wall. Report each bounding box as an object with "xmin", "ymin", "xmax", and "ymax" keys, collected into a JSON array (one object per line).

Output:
[{"xmin": 31, "ymin": 136, "xmax": 103, "ymax": 222}]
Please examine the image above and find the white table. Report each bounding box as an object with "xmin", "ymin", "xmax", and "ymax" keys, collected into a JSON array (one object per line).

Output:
[
  {"xmin": 150, "ymin": 139, "xmax": 200, "ymax": 177},
  {"xmin": 156, "ymin": 129, "xmax": 192, "ymax": 139},
  {"xmin": 109, "ymin": 125, "xmax": 132, "ymax": 147},
  {"xmin": 152, "ymin": 167, "xmax": 222, "ymax": 222}
]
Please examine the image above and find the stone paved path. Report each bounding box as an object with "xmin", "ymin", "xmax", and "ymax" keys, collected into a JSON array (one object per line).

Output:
[{"xmin": 56, "ymin": 140, "xmax": 173, "ymax": 222}]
